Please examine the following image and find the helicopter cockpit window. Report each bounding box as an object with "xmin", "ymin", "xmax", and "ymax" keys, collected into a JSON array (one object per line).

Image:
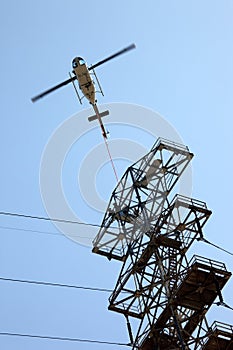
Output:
[
  {"xmin": 72, "ymin": 60, "xmax": 78, "ymax": 68},
  {"xmin": 79, "ymin": 58, "xmax": 85, "ymax": 65}
]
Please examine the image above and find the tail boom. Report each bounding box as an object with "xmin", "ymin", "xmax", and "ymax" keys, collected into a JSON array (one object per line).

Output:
[{"xmin": 88, "ymin": 105, "xmax": 109, "ymax": 139}]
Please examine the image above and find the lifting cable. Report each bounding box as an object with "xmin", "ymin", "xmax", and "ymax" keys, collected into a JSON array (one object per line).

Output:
[{"xmin": 104, "ymin": 136, "xmax": 119, "ymax": 183}]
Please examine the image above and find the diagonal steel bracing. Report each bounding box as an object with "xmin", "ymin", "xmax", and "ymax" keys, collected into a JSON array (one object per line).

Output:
[
  {"xmin": 108, "ymin": 195, "xmax": 212, "ymax": 319},
  {"xmin": 92, "ymin": 138, "xmax": 193, "ymax": 261},
  {"xmin": 135, "ymin": 256, "xmax": 231, "ymax": 349},
  {"xmin": 92, "ymin": 137, "xmax": 232, "ymax": 350}
]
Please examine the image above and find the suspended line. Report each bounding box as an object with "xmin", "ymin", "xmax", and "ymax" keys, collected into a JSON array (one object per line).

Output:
[
  {"xmin": 0, "ymin": 225, "xmax": 93, "ymax": 240},
  {"xmin": 199, "ymin": 237, "xmax": 233, "ymax": 257},
  {"xmin": 0, "ymin": 211, "xmax": 119, "ymax": 230},
  {"xmin": 0, "ymin": 211, "xmax": 101, "ymax": 227},
  {"xmin": 1, "ymin": 212, "xmax": 232, "ymax": 257},
  {"xmin": 0, "ymin": 276, "xmax": 113, "ymax": 293},
  {"xmin": 104, "ymin": 137, "xmax": 119, "ymax": 183},
  {"xmin": 0, "ymin": 211, "xmax": 118, "ymax": 230},
  {"xmin": 214, "ymin": 301, "xmax": 233, "ymax": 311},
  {"xmin": 0, "ymin": 332, "xmax": 131, "ymax": 346},
  {"xmin": 0, "ymin": 225, "xmax": 59, "ymax": 236}
]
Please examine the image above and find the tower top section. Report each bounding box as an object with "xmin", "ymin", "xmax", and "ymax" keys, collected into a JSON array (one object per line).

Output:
[{"xmin": 92, "ymin": 138, "xmax": 193, "ymax": 261}]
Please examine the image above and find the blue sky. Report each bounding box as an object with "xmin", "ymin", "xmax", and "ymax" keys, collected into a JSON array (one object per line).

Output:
[{"xmin": 1, "ymin": 1, "xmax": 233, "ymax": 349}]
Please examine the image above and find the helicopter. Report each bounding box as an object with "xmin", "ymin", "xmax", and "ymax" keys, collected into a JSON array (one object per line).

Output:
[{"xmin": 31, "ymin": 44, "xmax": 136, "ymax": 139}]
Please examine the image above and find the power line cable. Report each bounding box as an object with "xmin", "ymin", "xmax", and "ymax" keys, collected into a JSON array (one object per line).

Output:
[
  {"xmin": 0, "ymin": 332, "xmax": 131, "ymax": 346},
  {"xmin": 0, "ymin": 225, "xmax": 93, "ymax": 240},
  {"xmin": 0, "ymin": 211, "xmax": 102, "ymax": 227},
  {"xmin": 214, "ymin": 301, "xmax": 233, "ymax": 311},
  {"xmin": 0, "ymin": 224, "xmax": 59, "ymax": 236},
  {"xmin": 1, "ymin": 211, "xmax": 233, "ymax": 256},
  {"xmin": 198, "ymin": 237, "xmax": 233, "ymax": 257},
  {"xmin": 0, "ymin": 211, "xmax": 119, "ymax": 230},
  {"xmin": 0, "ymin": 277, "xmax": 113, "ymax": 293}
]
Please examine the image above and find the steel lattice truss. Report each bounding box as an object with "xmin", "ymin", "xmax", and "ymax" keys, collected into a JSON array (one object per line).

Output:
[
  {"xmin": 107, "ymin": 195, "xmax": 230, "ymax": 349},
  {"xmin": 92, "ymin": 137, "xmax": 233, "ymax": 350},
  {"xmin": 108, "ymin": 195, "xmax": 212, "ymax": 319},
  {"xmin": 92, "ymin": 138, "xmax": 193, "ymax": 261},
  {"xmin": 137, "ymin": 256, "xmax": 231, "ymax": 349}
]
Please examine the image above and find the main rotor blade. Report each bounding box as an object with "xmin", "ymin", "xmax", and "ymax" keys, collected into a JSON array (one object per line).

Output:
[
  {"xmin": 89, "ymin": 43, "xmax": 136, "ymax": 71},
  {"xmin": 31, "ymin": 76, "xmax": 77, "ymax": 103}
]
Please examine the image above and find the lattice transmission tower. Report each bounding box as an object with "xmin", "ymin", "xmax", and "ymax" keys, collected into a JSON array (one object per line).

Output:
[{"xmin": 93, "ymin": 137, "xmax": 233, "ymax": 349}]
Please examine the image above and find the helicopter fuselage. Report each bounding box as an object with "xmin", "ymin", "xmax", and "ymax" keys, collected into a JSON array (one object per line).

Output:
[
  {"xmin": 31, "ymin": 44, "xmax": 136, "ymax": 139},
  {"xmin": 72, "ymin": 57, "xmax": 96, "ymax": 105}
]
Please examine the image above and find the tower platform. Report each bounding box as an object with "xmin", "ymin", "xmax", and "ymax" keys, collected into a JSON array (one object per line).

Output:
[
  {"xmin": 139, "ymin": 256, "xmax": 231, "ymax": 349},
  {"xmin": 202, "ymin": 321, "xmax": 233, "ymax": 350}
]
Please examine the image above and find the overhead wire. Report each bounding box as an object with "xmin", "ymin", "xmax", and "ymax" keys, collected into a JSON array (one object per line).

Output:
[
  {"xmin": 0, "ymin": 211, "xmax": 233, "ymax": 256},
  {"xmin": 0, "ymin": 225, "xmax": 93, "ymax": 240},
  {"xmin": 0, "ymin": 276, "xmax": 113, "ymax": 293},
  {"xmin": 0, "ymin": 211, "xmax": 102, "ymax": 227},
  {"xmin": 0, "ymin": 332, "xmax": 131, "ymax": 346},
  {"xmin": 214, "ymin": 301, "xmax": 233, "ymax": 311},
  {"xmin": 198, "ymin": 237, "xmax": 233, "ymax": 257},
  {"xmin": 0, "ymin": 211, "xmax": 119, "ymax": 230},
  {"xmin": 0, "ymin": 215, "xmax": 232, "ymax": 347}
]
